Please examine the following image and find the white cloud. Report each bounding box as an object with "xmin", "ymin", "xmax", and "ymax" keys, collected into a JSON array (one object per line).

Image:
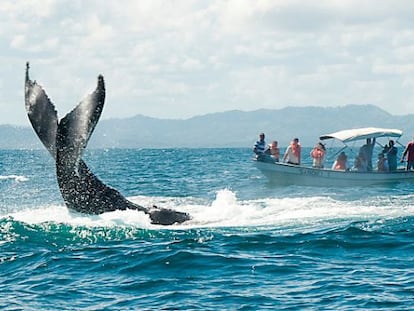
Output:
[
  {"xmin": 10, "ymin": 35, "xmax": 25, "ymax": 49},
  {"xmin": 1, "ymin": 0, "xmax": 414, "ymax": 125}
]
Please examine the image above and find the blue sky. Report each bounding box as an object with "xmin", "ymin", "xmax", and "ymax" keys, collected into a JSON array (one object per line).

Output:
[{"xmin": 1, "ymin": 0, "xmax": 414, "ymax": 125}]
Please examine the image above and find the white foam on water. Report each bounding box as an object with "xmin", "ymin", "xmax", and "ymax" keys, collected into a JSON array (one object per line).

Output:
[
  {"xmin": 177, "ymin": 189, "xmax": 414, "ymax": 229},
  {"xmin": 7, "ymin": 205, "xmax": 152, "ymax": 228},
  {"xmin": 4, "ymin": 189, "xmax": 414, "ymax": 230},
  {"xmin": 0, "ymin": 175, "xmax": 28, "ymax": 182}
]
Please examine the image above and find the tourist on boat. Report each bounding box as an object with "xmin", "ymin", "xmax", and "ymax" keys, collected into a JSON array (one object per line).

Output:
[
  {"xmin": 265, "ymin": 141, "xmax": 280, "ymax": 162},
  {"xmin": 353, "ymin": 153, "xmax": 368, "ymax": 171},
  {"xmin": 253, "ymin": 133, "xmax": 266, "ymax": 156},
  {"xmin": 283, "ymin": 138, "xmax": 301, "ymax": 165},
  {"xmin": 377, "ymin": 153, "xmax": 389, "ymax": 172},
  {"xmin": 310, "ymin": 142, "xmax": 326, "ymax": 168},
  {"xmin": 401, "ymin": 137, "xmax": 414, "ymax": 170},
  {"xmin": 332, "ymin": 151, "xmax": 348, "ymax": 170},
  {"xmin": 383, "ymin": 140, "xmax": 398, "ymax": 171},
  {"xmin": 358, "ymin": 138, "xmax": 375, "ymax": 171}
]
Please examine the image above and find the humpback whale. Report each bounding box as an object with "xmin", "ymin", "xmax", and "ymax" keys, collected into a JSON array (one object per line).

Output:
[{"xmin": 24, "ymin": 63, "xmax": 190, "ymax": 225}]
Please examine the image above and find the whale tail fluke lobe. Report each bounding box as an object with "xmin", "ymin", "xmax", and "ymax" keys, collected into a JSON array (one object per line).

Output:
[
  {"xmin": 25, "ymin": 62, "xmax": 59, "ymax": 158},
  {"xmin": 24, "ymin": 63, "xmax": 190, "ymax": 225},
  {"xmin": 56, "ymin": 74, "xmax": 105, "ymax": 172}
]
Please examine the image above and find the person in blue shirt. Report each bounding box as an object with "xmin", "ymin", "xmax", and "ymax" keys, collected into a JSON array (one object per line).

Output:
[
  {"xmin": 383, "ymin": 140, "xmax": 398, "ymax": 171},
  {"xmin": 253, "ymin": 133, "xmax": 266, "ymax": 155}
]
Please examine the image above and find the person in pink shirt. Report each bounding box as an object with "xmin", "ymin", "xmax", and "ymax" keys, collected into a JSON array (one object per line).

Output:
[{"xmin": 401, "ymin": 137, "xmax": 414, "ymax": 170}]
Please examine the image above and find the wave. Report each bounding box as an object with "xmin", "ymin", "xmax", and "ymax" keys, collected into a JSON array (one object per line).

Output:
[
  {"xmin": 0, "ymin": 175, "xmax": 28, "ymax": 182},
  {"xmin": 1, "ymin": 189, "xmax": 414, "ymax": 235}
]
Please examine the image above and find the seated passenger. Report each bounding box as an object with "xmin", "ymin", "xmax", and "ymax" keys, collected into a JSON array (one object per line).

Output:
[
  {"xmin": 332, "ymin": 151, "xmax": 348, "ymax": 170},
  {"xmin": 353, "ymin": 154, "xmax": 368, "ymax": 171},
  {"xmin": 377, "ymin": 153, "xmax": 389, "ymax": 172},
  {"xmin": 265, "ymin": 141, "xmax": 280, "ymax": 162},
  {"xmin": 310, "ymin": 142, "xmax": 326, "ymax": 168}
]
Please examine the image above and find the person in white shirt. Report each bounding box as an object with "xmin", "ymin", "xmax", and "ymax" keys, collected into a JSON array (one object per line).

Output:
[{"xmin": 283, "ymin": 138, "xmax": 301, "ymax": 165}]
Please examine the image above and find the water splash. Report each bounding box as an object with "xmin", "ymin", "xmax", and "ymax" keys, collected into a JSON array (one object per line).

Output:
[{"xmin": 2, "ymin": 189, "xmax": 414, "ymax": 232}]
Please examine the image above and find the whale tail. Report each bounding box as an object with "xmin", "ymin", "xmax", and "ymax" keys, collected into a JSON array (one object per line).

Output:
[{"xmin": 24, "ymin": 63, "xmax": 190, "ymax": 225}]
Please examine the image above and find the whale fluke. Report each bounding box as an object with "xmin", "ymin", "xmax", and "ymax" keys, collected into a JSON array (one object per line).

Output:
[{"xmin": 24, "ymin": 63, "xmax": 190, "ymax": 225}]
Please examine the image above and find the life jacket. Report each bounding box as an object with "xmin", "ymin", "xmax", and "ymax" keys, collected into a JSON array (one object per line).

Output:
[{"xmin": 311, "ymin": 148, "xmax": 324, "ymax": 159}]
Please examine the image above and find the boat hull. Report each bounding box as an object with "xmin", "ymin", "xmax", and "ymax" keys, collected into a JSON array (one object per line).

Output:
[{"xmin": 254, "ymin": 160, "xmax": 414, "ymax": 187}]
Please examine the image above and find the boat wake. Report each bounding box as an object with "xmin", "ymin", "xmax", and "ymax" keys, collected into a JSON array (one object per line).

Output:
[{"xmin": 3, "ymin": 189, "xmax": 414, "ymax": 232}]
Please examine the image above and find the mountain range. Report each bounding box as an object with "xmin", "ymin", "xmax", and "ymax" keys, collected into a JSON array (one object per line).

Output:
[{"xmin": 2, "ymin": 104, "xmax": 414, "ymax": 149}]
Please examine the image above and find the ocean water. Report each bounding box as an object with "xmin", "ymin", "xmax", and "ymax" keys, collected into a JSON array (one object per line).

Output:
[{"xmin": 1, "ymin": 148, "xmax": 414, "ymax": 310}]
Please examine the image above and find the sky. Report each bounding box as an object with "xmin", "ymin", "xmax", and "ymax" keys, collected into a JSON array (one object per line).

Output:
[{"xmin": 1, "ymin": 0, "xmax": 414, "ymax": 125}]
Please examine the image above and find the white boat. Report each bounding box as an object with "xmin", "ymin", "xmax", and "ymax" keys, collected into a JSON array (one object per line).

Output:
[{"xmin": 254, "ymin": 127, "xmax": 414, "ymax": 186}]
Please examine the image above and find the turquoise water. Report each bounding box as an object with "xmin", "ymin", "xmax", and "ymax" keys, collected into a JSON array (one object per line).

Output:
[{"xmin": 1, "ymin": 148, "xmax": 414, "ymax": 310}]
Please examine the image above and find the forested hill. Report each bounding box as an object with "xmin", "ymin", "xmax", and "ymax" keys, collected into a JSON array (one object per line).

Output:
[{"xmin": 2, "ymin": 104, "xmax": 414, "ymax": 149}]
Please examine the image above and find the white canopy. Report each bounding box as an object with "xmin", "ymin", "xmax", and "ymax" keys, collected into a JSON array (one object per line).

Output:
[{"xmin": 319, "ymin": 127, "xmax": 403, "ymax": 143}]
